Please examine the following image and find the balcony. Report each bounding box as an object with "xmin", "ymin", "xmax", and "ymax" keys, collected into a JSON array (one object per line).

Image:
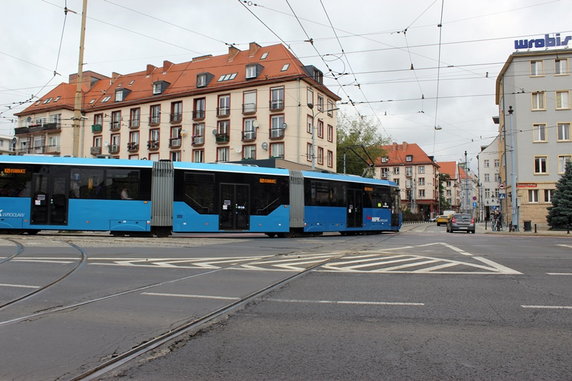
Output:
[
  {"xmin": 215, "ymin": 133, "xmax": 229, "ymax": 144},
  {"xmin": 45, "ymin": 145, "xmax": 60, "ymax": 154},
  {"xmin": 149, "ymin": 116, "xmax": 160, "ymax": 126},
  {"xmin": 43, "ymin": 122, "xmax": 60, "ymax": 131},
  {"xmin": 108, "ymin": 144, "xmax": 120, "ymax": 154},
  {"xmin": 129, "ymin": 119, "xmax": 140, "ymax": 129},
  {"xmin": 192, "ymin": 110, "xmax": 205, "ymax": 120},
  {"xmin": 14, "ymin": 127, "xmax": 30, "ymax": 135},
  {"xmin": 169, "ymin": 137, "xmax": 182, "ymax": 148},
  {"xmin": 147, "ymin": 140, "xmax": 159, "ymax": 151},
  {"xmin": 242, "ymin": 130, "xmax": 256, "ymax": 142},
  {"xmin": 269, "ymin": 127, "xmax": 285, "ymax": 139},
  {"xmin": 170, "ymin": 113, "xmax": 182, "ymax": 123},
  {"xmin": 90, "ymin": 146, "xmax": 102, "ymax": 156},
  {"xmin": 217, "ymin": 107, "xmax": 230, "ymax": 118},
  {"xmin": 269, "ymin": 100, "xmax": 284, "ymax": 112},
  {"xmin": 242, "ymin": 103, "xmax": 256, "ymax": 115},
  {"xmin": 91, "ymin": 124, "xmax": 102, "ymax": 133},
  {"xmin": 127, "ymin": 142, "xmax": 139, "ymax": 152},
  {"xmin": 192, "ymin": 136, "xmax": 204, "ymax": 146},
  {"xmin": 110, "ymin": 121, "xmax": 121, "ymax": 131}
]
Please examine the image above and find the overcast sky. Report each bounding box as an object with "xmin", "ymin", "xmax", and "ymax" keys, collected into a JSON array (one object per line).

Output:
[{"xmin": 1, "ymin": 0, "xmax": 571, "ymax": 168}]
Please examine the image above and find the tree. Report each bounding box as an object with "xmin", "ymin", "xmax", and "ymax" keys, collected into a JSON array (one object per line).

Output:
[
  {"xmin": 438, "ymin": 173, "xmax": 452, "ymax": 212},
  {"xmin": 547, "ymin": 161, "xmax": 572, "ymax": 229},
  {"xmin": 336, "ymin": 112, "xmax": 390, "ymax": 177}
]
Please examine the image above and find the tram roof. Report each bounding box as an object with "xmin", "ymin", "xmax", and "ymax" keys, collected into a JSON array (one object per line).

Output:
[
  {"xmin": 0, "ymin": 155, "xmax": 153, "ymax": 168},
  {"xmin": 302, "ymin": 170, "xmax": 398, "ymax": 187}
]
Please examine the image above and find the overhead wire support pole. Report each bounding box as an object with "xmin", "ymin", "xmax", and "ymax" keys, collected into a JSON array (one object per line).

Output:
[
  {"xmin": 508, "ymin": 106, "xmax": 519, "ymax": 231},
  {"xmin": 73, "ymin": 0, "xmax": 88, "ymax": 158}
]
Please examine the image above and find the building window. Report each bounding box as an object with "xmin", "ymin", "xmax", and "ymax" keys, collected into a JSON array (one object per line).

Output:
[
  {"xmin": 306, "ymin": 143, "xmax": 313, "ymax": 162},
  {"xmin": 405, "ymin": 155, "xmax": 413, "ymax": 162},
  {"xmin": 243, "ymin": 90, "xmax": 257, "ymax": 114},
  {"xmin": 150, "ymin": 105, "xmax": 161, "ymax": 125},
  {"xmin": 216, "ymin": 120, "xmax": 230, "ymax": 144},
  {"xmin": 148, "ymin": 129, "xmax": 160, "ymax": 150},
  {"xmin": 317, "ymin": 120, "xmax": 324, "ymax": 139},
  {"xmin": 327, "ymin": 100, "xmax": 335, "ymax": 116},
  {"xmin": 528, "ymin": 189, "xmax": 539, "ymax": 203},
  {"xmin": 170, "ymin": 126, "xmax": 182, "ymax": 148},
  {"xmin": 245, "ymin": 64, "xmax": 258, "ymax": 79},
  {"xmin": 327, "ymin": 150, "xmax": 333, "ymax": 168},
  {"xmin": 533, "ymin": 123, "xmax": 547, "ymax": 142},
  {"xmin": 170, "ymin": 151, "xmax": 181, "ymax": 161},
  {"xmin": 555, "ymin": 58, "xmax": 568, "ymax": 75},
  {"xmin": 152, "ymin": 81, "xmax": 169, "ymax": 95},
  {"xmin": 217, "ymin": 94, "xmax": 231, "ymax": 117},
  {"xmin": 270, "ymin": 87, "xmax": 284, "ymax": 111},
  {"xmin": 109, "ymin": 134, "xmax": 120, "ymax": 154},
  {"xmin": 556, "ymin": 90, "xmax": 570, "ymax": 109},
  {"xmin": 128, "ymin": 131, "xmax": 139, "ymax": 152},
  {"xmin": 307, "ymin": 87, "xmax": 314, "ymax": 106},
  {"xmin": 170, "ymin": 101, "xmax": 183, "ymax": 123},
  {"xmin": 484, "ymin": 173, "xmax": 490, "ymax": 182},
  {"xmin": 531, "ymin": 91, "xmax": 545, "ymax": 110},
  {"xmin": 129, "ymin": 108, "xmax": 140, "ymax": 128},
  {"xmin": 418, "ymin": 189, "xmax": 425, "ymax": 198},
  {"xmin": 196, "ymin": 73, "xmax": 209, "ymax": 88},
  {"xmin": 192, "ymin": 123, "xmax": 205, "ymax": 146},
  {"xmin": 418, "ymin": 177, "xmax": 425, "ymax": 186},
  {"xmin": 317, "ymin": 94, "xmax": 324, "ymax": 112},
  {"xmin": 394, "ymin": 179, "xmax": 400, "ymax": 186},
  {"xmin": 270, "ymin": 115, "xmax": 285, "ymax": 139},
  {"xmin": 270, "ymin": 142, "xmax": 284, "ymax": 158},
  {"xmin": 557, "ymin": 123, "xmax": 570, "ymax": 141},
  {"xmin": 558, "ymin": 155, "xmax": 572, "ymax": 173},
  {"xmin": 534, "ymin": 156, "xmax": 547, "ymax": 174},
  {"xmin": 193, "ymin": 98, "xmax": 206, "ymax": 120},
  {"xmin": 530, "ymin": 60, "xmax": 543, "ymax": 76},
  {"xmin": 243, "ymin": 118, "xmax": 257, "ymax": 141},
  {"xmin": 405, "ymin": 166, "xmax": 413, "ymax": 177},
  {"xmin": 317, "ymin": 147, "xmax": 324, "ymax": 165},
  {"xmin": 418, "ymin": 166, "xmax": 425, "ymax": 174},
  {"xmin": 381, "ymin": 168, "xmax": 389, "ymax": 178},
  {"xmin": 327, "ymin": 124, "xmax": 333, "ymax": 142},
  {"xmin": 484, "ymin": 159, "xmax": 490, "ymax": 168},
  {"xmin": 485, "ymin": 188, "xmax": 491, "ymax": 199},
  {"xmin": 544, "ymin": 189, "xmax": 553, "ymax": 203},
  {"xmin": 307, "ymin": 115, "xmax": 313, "ymax": 134},
  {"xmin": 243, "ymin": 145, "xmax": 256, "ymax": 160},
  {"xmin": 494, "ymin": 159, "xmax": 500, "ymax": 167},
  {"xmin": 393, "ymin": 167, "xmax": 400, "ymax": 175},
  {"xmin": 192, "ymin": 149, "xmax": 204, "ymax": 163},
  {"xmin": 217, "ymin": 146, "xmax": 229, "ymax": 162}
]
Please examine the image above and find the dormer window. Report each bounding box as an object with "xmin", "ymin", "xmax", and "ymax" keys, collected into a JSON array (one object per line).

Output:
[
  {"xmin": 260, "ymin": 52, "xmax": 269, "ymax": 60},
  {"xmin": 196, "ymin": 72, "xmax": 214, "ymax": 88},
  {"xmin": 101, "ymin": 96, "xmax": 111, "ymax": 103},
  {"xmin": 381, "ymin": 157, "xmax": 389, "ymax": 163},
  {"xmin": 152, "ymin": 80, "xmax": 170, "ymax": 95},
  {"xmin": 405, "ymin": 155, "xmax": 413, "ymax": 162},
  {"xmin": 115, "ymin": 88, "xmax": 131, "ymax": 102},
  {"xmin": 245, "ymin": 64, "xmax": 263, "ymax": 80}
]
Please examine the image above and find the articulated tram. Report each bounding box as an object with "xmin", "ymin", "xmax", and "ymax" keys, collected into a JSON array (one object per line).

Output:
[{"xmin": 0, "ymin": 156, "xmax": 401, "ymax": 237}]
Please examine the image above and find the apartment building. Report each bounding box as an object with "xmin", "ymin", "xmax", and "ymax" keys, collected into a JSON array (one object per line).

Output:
[
  {"xmin": 14, "ymin": 43, "xmax": 341, "ymax": 171},
  {"xmin": 375, "ymin": 142, "xmax": 440, "ymax": 219},
  {"xmin": 436, "ymin": 161, "xmax": 461, "ymax": 211},
  {"xmin": 496, "ymin": 48, "xmax": 572, "ymax": 228},
  {"xmin": 0, "ymin": 135, "xmax": 14, "ymax": 155},
  {"xmin": 477, "ymin": 136, "xmax": 502, "ymax": 221}
]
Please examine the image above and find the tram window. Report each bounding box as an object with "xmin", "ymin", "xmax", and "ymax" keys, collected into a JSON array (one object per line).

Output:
[
  {"xmin": 106, "ymin": 169, "xmax": 142, "ymax": 200},
  {"xmin": 364, "ymin": 186, "xmax": 391, "ymax": 208},
  {"xmin": 306, "ymin": 180, "xmax": 345, "ymax": 206},
  {"xmin": 70, "ymin": 168, "xmax": 105, "ymax": 199},
  {"xmin": 0, "ymin": 165, "xmax": 33, "ymax": 197},
  {"xmin": 182, "ymin": 172, "xmax": 215, "ymax": 213},
  {"xmin": 252, "ymin": 176, "xmax": 289, "ymax": 215}
]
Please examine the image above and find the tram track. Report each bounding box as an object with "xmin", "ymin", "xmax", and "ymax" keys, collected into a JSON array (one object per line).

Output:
[
  {"xmin": 0, "ymin": 240, "xmax": 86, "ymax": 310},
  {"xmin": 0, "ymin": 238, "xmax": 24, "ymax": 265}
]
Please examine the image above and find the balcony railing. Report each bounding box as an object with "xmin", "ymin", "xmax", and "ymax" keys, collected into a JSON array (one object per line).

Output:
[
  {"xmin": 45, "ymin": 145, "xmax": 60, "ymax": 153},
  {"xmin": 215, "ymin": 133, "xmax": 229, "ymax": 144},
  {"xmin": 90, "ymin": 146, "xmax": 102, "ymax": 156},
  {"xmin": 269, "ymin": 100, "xmax": 284, "ymax": 112},
  {"xmin": 192, "ymin": 136, "xmax": 204, "ymax": 146},
  {"xmin": 170, "ymin": 113, "xmax": 182, "ymax": 123},
  {"xmin": 43, "ymin": 122, "xmax": 60, "ymax": 130},
  {"xmin": 217, "ymin": 107, "xmax": 230, "ymax": 118},
  {"xmin": 169, "ymin": 137, "xmax": 182, "ymax": 148},
  {"xmin": 147, "ymin": 140, "xmax": 159, "ymax": 150},
  {"xmin": 14, "ymin": 127, "xmax": 30, "ymax": 135},
  {"xmin": 192, "ymin": 110, "xmax": 205, "ymax": 120},
  {"xmin": 91, "ymin": 124, "xmax": 103, "ymax": 133},
  {"xmin": 127, "ymin": 142, "xmax": 139, "ymax": 152},
  {"xmin": 108, "ymin": 144, "xmax": 120, "ymax": 154},
  {"xmin": 242, "ymin": 103, "xmax": 256, "ymax": 114},
  {"xmin": 269, "ymin": 127, "xmax": 285, "ymax": 139},
  {"xmin": 242, "ymin": 130, "xmax": 256, "ymax": 142},
  {"xmin": 129, "ymin": 119, "xmax": 140, "ymax": 129},
  {"xmin": 110, "ymin": 121, "xmax": 121, "ymax": 131},
  {"xmin": 149, "ymin": 116, "xmax": 160, "ymax": 126}
]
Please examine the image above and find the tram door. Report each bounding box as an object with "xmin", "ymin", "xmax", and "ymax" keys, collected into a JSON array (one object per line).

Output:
[
  {"xmin": 30, "ymin": 167, "xmax": 69, "ymax": 225},
  {"xmin": 219, "ymin": 183, "xmax": 250, "ymax": 230},
  {"xmin": 346, "ymin": 188, "xmax": 363, "ymax": 228}
]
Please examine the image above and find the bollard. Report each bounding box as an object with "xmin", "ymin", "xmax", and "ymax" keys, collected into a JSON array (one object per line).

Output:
[{"xmin": 534, "ymin": 224, "xmax": 537, "ymax": 233}]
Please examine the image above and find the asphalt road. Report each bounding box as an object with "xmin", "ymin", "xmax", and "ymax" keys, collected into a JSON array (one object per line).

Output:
[{"xmin": 0, "ymin": 226, "xmax": 571, "ymax": 380}]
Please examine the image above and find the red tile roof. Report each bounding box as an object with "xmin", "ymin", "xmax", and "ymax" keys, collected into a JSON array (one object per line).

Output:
[
  {"xmin": 376, "ymin": 142, "xmax": 437, "ymax": 166},
  {"xmin": 436, "ymin": 161, "xmax": 458, "ymax": 179}
]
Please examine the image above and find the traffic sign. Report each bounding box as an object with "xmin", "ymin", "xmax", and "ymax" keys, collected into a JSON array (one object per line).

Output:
[{"xmin": 499, "ymin": 193, "xmax": 506, "ymax": 199}]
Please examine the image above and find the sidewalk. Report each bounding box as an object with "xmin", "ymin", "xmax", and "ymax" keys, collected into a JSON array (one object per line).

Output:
[{"xmin": 476, "ymin": 222, "xmax": 572, "ymax": 237}]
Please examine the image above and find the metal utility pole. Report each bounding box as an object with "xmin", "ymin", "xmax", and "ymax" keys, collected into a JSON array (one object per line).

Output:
[
  {"xmin": 72, "ymin": 0, "xmax": 88, "ymax": 157},
  {"xmin": 508, "ymin": 106, "xmax": 519, "ymax": 231}
]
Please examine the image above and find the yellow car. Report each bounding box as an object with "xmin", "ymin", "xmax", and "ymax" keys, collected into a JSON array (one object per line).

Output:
[{"xmin": 436, "ymin": 215, "xmax": 451, "ymax": 226}]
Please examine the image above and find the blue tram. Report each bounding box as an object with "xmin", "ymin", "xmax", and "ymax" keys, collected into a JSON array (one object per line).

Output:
[{"xmin": 0, "ymin": 156, "xmax": 401, "ymax": 236}]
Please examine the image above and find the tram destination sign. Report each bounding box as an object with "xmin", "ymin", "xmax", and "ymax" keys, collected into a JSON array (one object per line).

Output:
[{"xmin": 514, "ymin": 33, "xmax": 571, "ymax": 50}]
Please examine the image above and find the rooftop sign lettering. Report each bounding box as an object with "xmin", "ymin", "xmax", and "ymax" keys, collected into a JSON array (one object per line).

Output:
[{"xmin": 514, "ymin": 33, "xmax": 571, "ymax": 50}]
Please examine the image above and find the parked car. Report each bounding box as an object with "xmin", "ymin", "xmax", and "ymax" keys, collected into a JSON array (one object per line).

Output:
[
  {"xmin": 447, "ymin": 213, "xmax": 476, "ymax": 233},
  {"xmin": 436, "ymin": 215, "xmax": 451, "ymax": 226}
]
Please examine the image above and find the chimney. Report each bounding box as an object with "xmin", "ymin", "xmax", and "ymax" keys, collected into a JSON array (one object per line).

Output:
[
  {"xmin": 392, "ymin": 142, "xmax": 398, "ymax": 151},
  {"xmin": 146, "ymin": 64, "xmax": 156, "ymax": 76},
  {"xmin": 248, "ymin": 42, "xmax": 261, "ymax": 57},
  {"xmin": 402, "ymin": 141, "xmax": 408, "ymax": 151},
  {"xmin": 228, "ymin": 45, "xmax": 241, "ymax": 62},
  {"xmin": 162, "ymin": 60, "xmax": 174, "ymax": 72}
]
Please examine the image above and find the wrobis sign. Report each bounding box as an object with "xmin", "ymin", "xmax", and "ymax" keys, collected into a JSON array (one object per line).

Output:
[{"xmin": 514, "ymin": 33, "xmax": 571, "ymax": 50}]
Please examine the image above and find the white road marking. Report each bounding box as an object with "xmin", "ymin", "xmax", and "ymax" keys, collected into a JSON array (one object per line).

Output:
[
  {"xmin": 268, "ymin": 298, "xmax": 424, "ymax": 306},
  {"xmin": 557, "ymin": 244, "xmax": 572, "ymax": 249},
  {"xmin": 12, "ymin": 259, "xmax": 74, "ymax": 264},
  {"xmin": 0, "ymin": 283, "xmax": 40, "ymax": 289},
  {"xmin": 547, "ymin": 273, "xmax": 572, "ymax": 276},
  {"xmin": 522, "ymin": 305, "xmax": 572, "ymax": 310},
  {"xmin": 141, "ymin": 292, "xmax": 240, "ymax": 301}
]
